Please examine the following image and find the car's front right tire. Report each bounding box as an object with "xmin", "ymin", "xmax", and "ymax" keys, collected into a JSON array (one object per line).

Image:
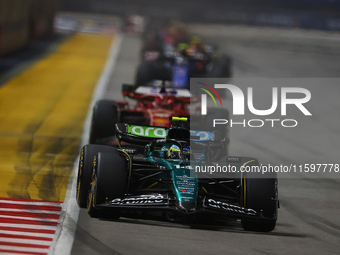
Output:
[{"xmin": 241, "ymin": 169, "xmax": 278, "ymax": 232}]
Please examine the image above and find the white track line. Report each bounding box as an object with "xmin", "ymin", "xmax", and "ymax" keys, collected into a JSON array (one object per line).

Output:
[
  {"xmin": 0, "ymin": 208, "xmax": 61, "ymax": 214},
  {"xmin": 0, "ymin": 200, "xmax": 62, "ymax": 207},
  {"xmin": 49, "ymin": 34, "xmax": 123, "ymax": 255},
  {"xmin": 0, "ymin": 223, "xmax": 57, "ymax": 231},
  {"xmin": 1, "ymin": 253, "xmax": 47, "ymax": 255},
  {"xmin": 0, "ymin": 253, "xmax": 47, "ymax": 255},
  {"xmin": 0, "ymin": 215, "xmax": 59, "ymax": 222},
  {"xmin": 0, "ymin": 238, "xmax": 52, "ymax": 246},
  {"xmin": 0, "ymin": 246, "xmax": 49, "ymax": 253},
  {"xmin": 0, "ymin": 230, "xmax": 55, "ymax": 238}
]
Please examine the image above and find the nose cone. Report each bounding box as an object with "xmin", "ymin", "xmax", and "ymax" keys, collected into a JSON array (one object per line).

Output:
[{"xmin": 177, "ymin": 201, "xmax": 196, "ymax": 212}]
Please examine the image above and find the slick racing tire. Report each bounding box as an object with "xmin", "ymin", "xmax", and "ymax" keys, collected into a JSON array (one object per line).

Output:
[
  {"xmin": 204, "ymin": 108, "xmax": 229, "ymax": 158},
  {"xmin": 87, "ymin": 152, "xmax": 128, "ymax": 218},
  {"xmin": 241, "ymin": 166, "xmax": 278, "ymax": 232},
  {"xmin": 90, "ymin": 100, "xmax": 118, "ymax": 144},
  {"xmin": 136, "ymin": 60, "xmax": 171, "ymax": 86},
  {"xmin": 136, "ymin": 60, "xmax": 154, "ymax": 86},
  {"xmin": 76, "ymin": 145, "xmax": 118, "ymax": 208}
]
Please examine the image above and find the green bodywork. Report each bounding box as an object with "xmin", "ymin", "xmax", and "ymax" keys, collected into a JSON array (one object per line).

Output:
[
  {"xmin": 131, "ymin": 124, "xmax": 211, "ymax": 206},
  {"xmin": 147, "ymin": 155, "xmax": 199, "ymax": 204}
]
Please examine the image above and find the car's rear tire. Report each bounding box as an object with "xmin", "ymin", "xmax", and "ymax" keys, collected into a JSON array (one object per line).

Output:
[
  {"xmin": 241, "ymin": 168, "xmax": 278, "ymax": 232},
  {"xmin": 136, "ymin": 60, "xmax": 172, "ymax": 86},
  {"xmin": 90, "ymin": 100, "xmax": 118, "ymax": 144},
  {"xmin": 87, "ymin": 152, "xmax": 128, "ymax": 218},
  {"xmin": 76, "ymin": 145, "xmax": 118, "ymax": 208},
  {"xmin": 136, "ymin": 60, "xmax": 154, "ymax": 86}
]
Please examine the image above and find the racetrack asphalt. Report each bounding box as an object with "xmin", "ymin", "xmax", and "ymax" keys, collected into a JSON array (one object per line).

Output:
[{"xmin": 71, "ymin": 26, "xmax": 340, "ymax": 255}]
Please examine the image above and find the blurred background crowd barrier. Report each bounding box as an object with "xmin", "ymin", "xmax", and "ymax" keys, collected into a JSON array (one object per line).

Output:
[
  {"xmin": 54, "ymin": 12, "xmax": 121, "ymax": 34},
  {"xmin": 1, "ymin": 0, "xmax": 340, "ymax": 56},
  {"xmin": 0, "ymin": 0, "xmax": 59, "ymax": 56},
  {"xmin": 61, "ymin": 0, "xmax": 340, "ymax": 31}
]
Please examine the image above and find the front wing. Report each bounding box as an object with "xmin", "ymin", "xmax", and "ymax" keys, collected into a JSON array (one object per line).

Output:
[{"xmin": 95, "ymin": 194, "xmax": 276, "ymax": 222}]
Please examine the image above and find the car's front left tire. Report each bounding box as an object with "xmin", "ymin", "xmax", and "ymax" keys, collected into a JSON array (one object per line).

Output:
[
  {"xmin": 76, "ymin": 145, "xmax": 118, "ymax": 208},
  {"xmin": 87, "ymin": 152, "xmax": 128, "ymax": 218}
]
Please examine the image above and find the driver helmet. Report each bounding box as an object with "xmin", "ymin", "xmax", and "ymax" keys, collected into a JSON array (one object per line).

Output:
[{"xmin": 167, "ymin": 144, "xmax": 181, "ymax": 159}]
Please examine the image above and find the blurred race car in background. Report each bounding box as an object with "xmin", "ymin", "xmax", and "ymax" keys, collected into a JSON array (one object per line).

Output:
[
  {"xmin": 136, "ymin": 22, "xmax": 232, "ymax": 89},
  {"xmin": 77, "ymin": 119, "xmax": 278, "ymax": 232},
  {"xmin": 89, "ymin": 83, "xmax": 230, "ymax": 157}
]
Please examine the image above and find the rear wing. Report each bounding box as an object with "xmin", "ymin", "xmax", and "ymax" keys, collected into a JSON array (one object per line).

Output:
[
  {"xmin": 115, "ymin": 123, "xmax": 215, "ymax": 146},
  {"xmin": 115, "ymin": 123, "xmax": 159, "ymax": 146},
  {"xmin": 121, "ymin": 84, "xmax": 199, "ymax": 103}
]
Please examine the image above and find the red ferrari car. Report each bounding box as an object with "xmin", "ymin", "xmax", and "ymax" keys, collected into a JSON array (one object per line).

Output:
[
  {"xmin": 89, "ymin": 83, "xmax": 229, "ymax": 157},
  {"xmin": 89, "ymin": 84, "xmax": 193, "ymax": 144}
]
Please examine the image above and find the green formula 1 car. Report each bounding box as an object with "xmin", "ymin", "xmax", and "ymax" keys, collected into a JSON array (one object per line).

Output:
[{"xmin": 76, "ymin": 118, "xmax": 278, "ymax": 232}]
